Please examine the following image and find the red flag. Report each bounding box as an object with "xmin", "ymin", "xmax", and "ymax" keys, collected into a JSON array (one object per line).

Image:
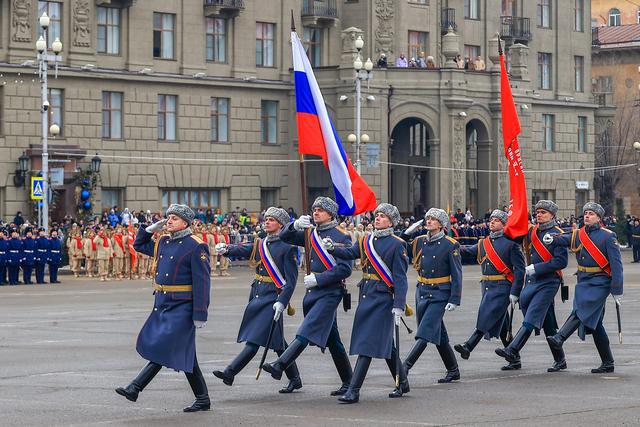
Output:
[
  {"xmin": 500, "ymin": 43, "xmax": 529, "ymax": 239},
  {"xmin": 127, "ymin": 224, "xmax": 138, "ymax": 271}
]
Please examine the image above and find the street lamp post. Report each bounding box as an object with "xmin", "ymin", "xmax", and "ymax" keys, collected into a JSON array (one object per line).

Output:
[
  {"xmin": 633, "ymin": 141, "xmax": 640, "ymax": 196},
  {"xmin": 36, "ymin": 12, "xmax": 62, "ymax": 232},
  {"xmin": 352, "ymin": 35, "xmax": 373, "ymax": 177}
]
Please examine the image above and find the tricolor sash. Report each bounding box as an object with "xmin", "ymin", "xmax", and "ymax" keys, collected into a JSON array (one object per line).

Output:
[
  {"xmin": 362, "ymin": 234, "xmax": 393, "ymax": 288},
  {"xmin": 531, "ymin": 225, "xmax": 563, "ymax": 279},
  {"xmin": 482, "ymin": 238, "xmax": 514, "ymax": 282},
  {"xmin": 310, "ymin": 228, "xmax": 337, "ymax": 270},
  {"xmin": 578, "ymin": 227, "xmax": 611, "ymax": 276},
  {"xmin": 258, "ymin": 239, "xmax": 286, "ymax": 289}
]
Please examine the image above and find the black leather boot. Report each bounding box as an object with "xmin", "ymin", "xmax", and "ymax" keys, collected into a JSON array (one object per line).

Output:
[
  {"xmin": 213, "ymin": 344, "xmax": 258, "ymax": 386},
  {"xmin": 387, "ymin": 345, "xmax": 410, "ymax": 398},
  {"xmin": 547, "ymin": 313, "xmax": 581, "ymax": 351},
  {"xmin": 495, "ymin": 327, "xmax": 532, "ymax": 363},
  {"xmin": 329, "ymin": 346, "xmax": 353, "ymax": 396},
  {"xmin": 547, "ymin": 342, "xmax": 567, "ymax": 372},
  {"xmin": 591, "ymin": 327, "xmax": 614, "ymax": 374},
  {"xmin": 338, "ymin": 356, "xmax": 371, "ymax": 404},
  {"xmin": 437, "ymin": 343, "xmax": 460, "ymax": 383},
  {"xmin": 403, "ymin": 338, "xmax": 428, "ymax": 374},
  {"xmin": 184, "ymin": 363, "xmax": 211, "ymax": 412},
  {"xmin": 115, "ymin": 362, "xmax": 162, "ymax": 402},
  {"xmin": 454, "ymin": 329, "xmax": 483, "ymax": 360},
  {"xmin": 262, "ymin": 339, "xmax": 307, "ymax": 380},
  {"xmin": 501, "ymin": 360, "xmax": 522, "ymax": 371},
  {"xmin": 279, "ymin": 360, "xmax": 303, "ymax": 394}
]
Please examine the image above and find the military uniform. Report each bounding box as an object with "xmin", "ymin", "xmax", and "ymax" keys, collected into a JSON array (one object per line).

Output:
[
  {"xmin": 218, "ymin": 229, "xmax": 231, "ymax": 276},
  {"xmin": 67, "ymin": 234, "xmax": 84, "ymax": 277},
  {"xmin": 630, "ymin": 223, "xmax": 640, "ymax": 262},
  {"xmin": 48, "ymin": 236, "xmax": 62, "ymax": 283},
  {"xmin": 94, "ymin": 232, "xmax": 113, "ymax": 281},
  {"xmin": 7, "ymin": 233, "xmax": 22, "ymax": 285},
  {"xmin": 83, "ymin": 232, "xmax": 97, "ymax": 277},
  {"xmin": 0, "ymin": 231, "xmax": 8, "ymax": 285},
  {"xmin": 35, "ymin": 232, "xmax": 50, "ymax": 284},
  {"xmin": 22, "ymin": 234, "xmax": 37, "ymax": 285},
  {"xmin": 112, "ymin": 231, "xmax": 126, "ymax": 279}
]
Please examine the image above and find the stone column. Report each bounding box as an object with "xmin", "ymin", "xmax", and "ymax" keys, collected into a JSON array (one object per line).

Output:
[
  {"xmin": 427, "ymin": 138, "xmax": 440, "ymax": 208},
  {"xmin": 508, "ymin": 43, "xmax": 530, "ymax": 81}
]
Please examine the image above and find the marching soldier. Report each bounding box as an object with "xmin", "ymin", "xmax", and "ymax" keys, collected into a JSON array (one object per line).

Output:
[
  {"xmin": 262, "ymin": 197, "xmax": 354, "ymax": 396},
  {"xmin": 83, "ymin": 230, "xmax": 97, "ymax": 278},
  {"xmin": 94, "ymin": 228, "xmax": 113, "ymax": 282},
  {"xmin": 22, "ymin": 228, "xmax": 36, "ymax": 285},
  {"xmin": 402, "ymin": 208, "xmax": 462, "ymax": 384},
  {"xmin": 67, "ymin": 231, "xmax": 84, "ymax": 277},
  {"xmin": 546, "ymin": 202, "xmax": 623, "ymax": 374},
  {"xmin": 324, "ymin": 203, "xmax": 409, "ymax": 403},
  {"xmin": 212, "ymin": 207, "xmax": 302, "ymax": 393},
  {"xmin": 116, "ymin": 204, "xmax": 211, "ymax": 412},
  {"xmin": 495, "ymin": 200, "xmax": 568, "ymax": 372},
  {"xmin": 112, "ymin": 227, "xmax": 126, "ymax": 280},
  {"xmin": 455, "ymin": 210, "xmax": 526, "ymax": 366},
  {"xmin": 7, "ymin": 229, "xmax": 22, "ymax": 285},
  {"xmin": 0, "ymin": 228, "xmax": 8, "ymax": 285},
  {"xmin": 48, "ymin": 230, "xmax": 62, "ymax": 283},
  {"xmin": 35, "ymin": 228, "xmax": 50, "ymax": 284}
]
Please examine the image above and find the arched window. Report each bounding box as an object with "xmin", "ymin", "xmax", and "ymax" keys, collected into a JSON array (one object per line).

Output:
[{"xmin": 608, "ymin": 8, "xmax": 621, "ymax": 26}]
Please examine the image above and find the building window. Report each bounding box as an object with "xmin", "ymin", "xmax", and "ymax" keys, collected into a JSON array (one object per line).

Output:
[
  {"xmin": 464, "ymin": 45, "xmax": 481, "ymax": 67},
  {"xmin": 97, "ymin": 7, "xmax": 120, "ymax": 54},
  {"xmin": 47, "ymin": 88, "xmax": 63, "ymax": 136},
  {"xmin": 211, "ymin": 97, "xmax": 229, "ymax": 143},
  {"xmin": 537, "ymin": 52, "xmax": 552, "ymax": 90},
  {"xmin": 158, "ymin": 94, "xmax": 177, "ymax": 141},
  {"xmin": 38, "ymin": 1, "xmax": 62, "ymax": 48},
  {"xmin": 102, "ymin": 92, "xmax": 123, "ymax": 139},
  {"xmin": 574, "ymin": 0, "xmax": 584, "ymax": 32},
  {"xmin": 542, "ymin": 114, "xmax": 554, "ymax": 151},
  {"xmin": 153, "ymin": 12, "xmax": 175, "ymax": 59},
  {"xmin": 578, "ymin": 116, "xmax": 587, "ymax": 152},
  {"xmin": 637, "ymin": 8, "xmax": 640, "ymax": 24},
  {"xmin": 532, "ymin": 190, "xmax": 554, "ymax": 206},
  {"xmin": 256, "ymin": 22, "xmax": 275, "ymax": 67},
  {"xmin": 608, "ymin": 8, "xmax": 621, "ymax": 26},
  {"xmin": 101, "ymin": 188, "xmax": 122, "ymax": 210},
  {"xmin": 464, "ymin": 0, "xmax": 480, "ymax": 19},
  {"xmin": 303, "ymin": 26, "xmax": 323, "ymax": 67},
  {"xmin": 260, "ymin": 188, "xmax": 278, "ymax": 210},
  {"xmin": 162, "ymin": 189, "xmax": 220, "ymax": 210},
  {"xmin": 502, "ymin": 0, "xmax": 516, "ymax": 16},
  {"xmin": 574, "ymin": 56, "xmax": 584, "ymax": 92},
  {"xmin": 408, "ymin": 31, "xmax": 428, "ymax": 63},
  {"xmin": 206, "ymin": 17, "xmax": 226, "ymax": 62},
  {"xmin": 261, "ymin": 100, "xmax": 278, "ymax": 144},
  {"xmin": 537, "ymin": 0, "xmax": 551, "ymax": 28}
]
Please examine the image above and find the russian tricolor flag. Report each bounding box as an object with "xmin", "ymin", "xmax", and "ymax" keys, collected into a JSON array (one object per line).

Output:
[{"xmin": 291, "ymin": 31, "xmax": 377, "ymax": 216}]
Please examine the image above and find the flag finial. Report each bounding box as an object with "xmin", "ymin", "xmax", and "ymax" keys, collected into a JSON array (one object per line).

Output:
[
  {"xmin": 496, "ymin": 32, "xmax": 503, "ymax": 56},
  {"xmin": 291, "ymin": 10, "xmax": 296, "ymax": 32}
]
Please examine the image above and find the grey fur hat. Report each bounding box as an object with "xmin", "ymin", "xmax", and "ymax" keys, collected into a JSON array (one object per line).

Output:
[
  {"xmin": 166, "ymin": 204, "xmax": 195, "ymax": 225},
  {"xmin": 425, "ymin": 208, "xmax": 449, "ymax": 229},
  {"xmin": 534, "ymin": 200, "xmax": 558, "ymax": 216},
  {"xmin": 583, "ymin": 202, "xmax": 605, "ymax": 218},
  {"xmin": 374, "ymin": 203, "xmax": 401, "ymax": 227},
  {"xmin": 490, "ymin": 209, "xmax": 508, "ymax": 224},
  {"xmin": 312, "ymin": 196, "xmax": 338, "ymax": 218},
  {"xmin": 264, "ymin": 207, "xmax": 290, "ymax": 226}
]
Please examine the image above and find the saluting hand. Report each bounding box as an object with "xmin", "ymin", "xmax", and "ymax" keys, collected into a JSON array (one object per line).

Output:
[
  {"xmin": 294, "ymin": 215, "xmax": 312, "ymax": 231},
  {"xmin": 145, "ymin": 219, "xmax": 167, "ymax": 234},
  {"xmin": 404, "ymin": 219, "xmax": 424, "ymax": 235}
]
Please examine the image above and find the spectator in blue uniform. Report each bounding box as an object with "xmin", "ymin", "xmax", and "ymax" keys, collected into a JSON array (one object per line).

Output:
[
  {"xmin": 35, "ymin": 228, "xmax": 50, "ymax": 284},
  {"xmin": 0, "ymin": 228, "xmax": 8, "ymax": 285},
  {"xmin": 21, "ymin": 228, "xmax": 36, "ymax": 285},
  {"xmin": 48, "ymin": 230, "xmax": 62, "ymax": 283},
  {"xmin": 7, "ymin": 229, "xmax": 22, "ymax": 285},
  {"xmin": 116, "ymin": 204, "xmax": 212, "ymax": 412}
]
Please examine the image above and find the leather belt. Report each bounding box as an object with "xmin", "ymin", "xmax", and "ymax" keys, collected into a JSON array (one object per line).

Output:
[
  {"xmin": 362, "ymin": 272, "xmax": 380, "ymax": 281},
  {"xmin": 154, "ymin": 284, "xmax": 193, "ymax": 292},
  {"xmin": 577, "ymin": 265, "xmax": 604, "ymax": 273},
  {"xmin": 254, "ymin": 274, "xmax": 274, "ymax": 283},
  {"xmin": 481, "ymin": 274, "xmax": 508, "ymax": 281},
  {"xmin": 417, "ymin": 275, "xmax": 451, "ymax": 285}
]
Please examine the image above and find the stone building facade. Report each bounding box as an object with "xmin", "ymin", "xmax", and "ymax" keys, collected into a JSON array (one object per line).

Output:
[{"xmin": 0, "ymin": 0, "xmax": 599, "ymax": 222}]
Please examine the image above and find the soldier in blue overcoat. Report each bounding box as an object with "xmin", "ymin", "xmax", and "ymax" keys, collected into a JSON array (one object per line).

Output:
[
  {"xmin": 212, "ymin": 207, "xmax": 302, "ymax": 393},
  {"xmin": 0, "ymin": 228, "xmax": 8, "ymax": 285},
  {"xmin": 630, "ymin": 219, "xmax": 640, "ymax": 262},
  {"xmin": 116, "ymin": 204, "xmax": 212, "ymax": 412},
  {"xmin": 48, "ymin": 230, "xmax": 62, "ymax": 283},
  {"xmin": 496, "ymin": 200, "xmax": 568, "ymax": 372},
  {"xmin": 546, "ymin": 202, "xmax": 623, "ymax": 373},
  {"xmin": 35, "ymin": 228, "xmax": 50, "ymax": 284},
  {"xmin": 402, "ymin": 208, "xmax": 462, "ymax": 384},
  {"xmin": 455, "ymin": 210, "xmax": 525, "ymax": 366},
  {"xmin": 7, "ymin": 229, "xmax": 22, "ymax": 285},
  {"xmin": 262, "ymin": 197, "xmax": 354, "ymax": 396},
  {"xmin": 22, "ymin": 228, "xmax": 36, "ymax": 285}
]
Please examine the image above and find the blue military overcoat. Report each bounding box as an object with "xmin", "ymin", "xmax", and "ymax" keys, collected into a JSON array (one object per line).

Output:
[
  {"xmin": 280, "ymin": 223, "xmax": 352, "ymax": 348},
  {"xmin": 7, "ymin": 238, "xmax": 22, "ymax": 266},
  {"xmin": 36, "ymin": 236, "xmax": 49, "ymax": 264},
  {"xmin": 48, "ymin": 238, "xmax": 62, "ymax": 265},
  {"xmin": 226, "ymin": 237, "xmax": 298, "ymax": 351},
  {"xmin": 22, "ymin": 238, "xmax": 36, "ymax": 267},
  {"xmin": 133, "ymin": 229, "xmax": 211, "ymax": 373},
  {"xmin": 332, "ymin": 233, "xmax": 408, "ymax": 359},
  {"xmin": 0, "ymin": 238, "xmax": 8, "ymax": 267}
]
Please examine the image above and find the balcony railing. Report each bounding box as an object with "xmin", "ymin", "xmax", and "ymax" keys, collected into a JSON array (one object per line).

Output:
[
  {"xmin": 500, "ymin": 16, "xmax": 532, "ymax": 43},
  {"xmin": 203, "ymin": 0, "xmax": 244, "ymax": 17},
  {"xmin": 302, "ymin": 0, "xmax": 338, "ymax": 18},
  {"xmin": 592, "ymin": 27, "xmax": 601, "ymax": 46},
  {"xmin": 441, "ymin": 8, "xmax": 456, "ymax": 33},
  {"xmin": 593, "ymin": 92, "xmax": 613, "ymax": 106}
]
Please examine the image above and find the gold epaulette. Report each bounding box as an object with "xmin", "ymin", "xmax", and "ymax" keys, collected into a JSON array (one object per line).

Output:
[
  {"xmin": 391, "ymin": 234, "xmax": 405, "ymax": 242},
  {"xmin": 411, "ymin": 235, "xmax": 426, "ymax": 271},
  {"xmin": 335, "ymin": 226, "xmax": 349, "ymax": 235},
  {"xmin": 190, "ymin": 234, "xmax": 204, "ymax": 244},
  {"xmin": 445, "ymin": 236, "xmax": 458, "ymax": 245}
]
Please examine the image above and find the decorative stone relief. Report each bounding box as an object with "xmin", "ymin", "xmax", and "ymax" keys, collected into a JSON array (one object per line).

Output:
[
  {"xmin": 452, "ymin": 119, "xmax": 465, "ymax": 210},
  {"xmin": 73, "ymin": 0, "xmax": 91, "ymax": 47},
  {"xmin": 12, "ymin": 0, "xmax": 32, "ymax": 42},
  {"xmin": 374, "ymin": 0, "xmax": 394, "ymax": 56}
]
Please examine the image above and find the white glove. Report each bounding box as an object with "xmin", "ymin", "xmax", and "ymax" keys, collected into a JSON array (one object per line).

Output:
[
  {"xmin": 145, "ymin": 219, "xmax": 167, "ymax": 234},
  {"xmin": 613, "ymin": 295, "xmax": 623, "ymax": 305},
  {"xmin": 304, "ymin": 273, "xmax": 318, "ymax": 289},
  {"xmin": 215, "ymin": 242, "xmax": 227, "ymax": 254},
  {"xmin": 193, "ymin": 320, "xmax": 206, "ymax": 329},
  {"xmin": 445, "ymin": 303, "xmax": 457, "ymax": 312},
  {"xmin": 294, "ymin": 215, "xmax": 312, "ymax": 231},
  {"xmin": 510, "ymin": 294, "xmax": 519, "ymax": 305},
  {"xmin": 525, "ymin": 264, "xmax": 536, "ymax": 276},
  {"xmin": 392, "ymin": 307, "xmax": 404, "ymax": 326},
  {"xmin": 542, "ymin": 233, "xmax": 554, "ymax": 245},
  {"xmin": 321, "ymin": 237, "xmax": 334, "ymax": 251},
  {"xmin": 404, "ymin": 219, "xmax": 424, "ymax": 235},
  {"xmin": 273, "ymin": 301, "xmax": 285, "ymax": 321}
]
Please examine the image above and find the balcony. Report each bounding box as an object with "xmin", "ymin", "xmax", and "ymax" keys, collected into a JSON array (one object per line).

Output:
[
  {"xmin": 95, "ymin": 0, "xmax": 135, "ymax": 6},
  {"xmin": 441, "ymin": 8, "xmax": 456, "ymax": 34},
  {"xmin": 592, "ymin": 27, "xmax": 601, "ymax": 46},
  {"xmin": 500, "ymin": 16, "xmax": 532, "ymax": 44},
  {"xmin": 204, "ymin": 0, "xmax": 244, "ymax": 18},
  {"xmin": 302, "ymin": 0, "xmax": 339, "ymax": 27},
  {"xmin": 593, "ymin": 92, "xmax": 613, "ymax": 106}
]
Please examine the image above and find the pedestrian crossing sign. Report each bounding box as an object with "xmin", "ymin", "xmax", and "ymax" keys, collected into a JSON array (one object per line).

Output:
[{"xmin": 31, "ymin": 177, "xmax": 44, "ymax": 200}]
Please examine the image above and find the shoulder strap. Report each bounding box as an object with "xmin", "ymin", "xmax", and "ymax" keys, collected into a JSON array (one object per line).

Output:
[
  {"xmin": 358, "ymin": 235, "xmax": 368, "ymax": 268},
  {"xmin": 477, "ymin": 238, "xmax": 484, "ymax": 265},
  {"xmin": 578, "ymin": 227, "xmax": 611, "ymax": 276},
  {"xmin": 483, "ymin": 238, "xmax": 514, "ymax": 282},
  {"xmin": 530, "ymin": 225, "xmax": 563, "ymax": 278},
  {"xmin": 248, "ymin": 238, "xmax": 262, "ymax": 269}
]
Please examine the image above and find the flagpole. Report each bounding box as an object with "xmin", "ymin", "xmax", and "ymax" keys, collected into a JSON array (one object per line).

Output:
[{"xmin": 291, "ymin": 12, "xmax": 308, "ymax": 213}]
